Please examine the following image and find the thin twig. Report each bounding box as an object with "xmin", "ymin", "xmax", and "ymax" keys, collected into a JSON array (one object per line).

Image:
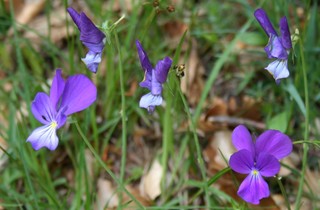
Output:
[{"xmin": 207, "ymin": 116, "xmax": 266, "ymax": 130}]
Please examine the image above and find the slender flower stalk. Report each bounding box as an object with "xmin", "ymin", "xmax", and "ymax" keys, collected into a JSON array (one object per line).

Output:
[
  {"xmin": 254, "ymin": 8, "xmax": 292, "ymax": 83},
  {"xmin": 136, "ymin": 40, "xmax": 172, "ymax": 113},
  {"xmin": 67, "ymin": 7, "xmax": 106, "ymax": 73},
  {"xmin": 26, "ymin": 69, "xmax": 97, "ymax": 150},
  {"xmin": 229, "ymin": 125, "xmax": 292, "ymax": 204}
]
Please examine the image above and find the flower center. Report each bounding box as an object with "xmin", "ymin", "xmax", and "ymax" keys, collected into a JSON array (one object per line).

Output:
[
  {"xmin": 50, "ymin": 121, "xmax": 58, "ymax": 129},
  {"xmin": 252, "ymin": 169, "xmax": 259, "ymax": 175}
]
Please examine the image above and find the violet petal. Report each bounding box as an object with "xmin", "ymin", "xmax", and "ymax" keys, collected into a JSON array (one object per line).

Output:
[
  {"xmin": 26, "ymin": 124, "xmax": 59, "ymax": 151},
  {"xmin": 151, "ymin": 71, "xmax": 162, "ymax": 95},
  {"xmin": 154, "ymin": 56, "xmax": 172, "ymax": 83},
  {"xmin": 229, "ymin": 149, "xmax": 254, "ymax": 174},
  {"xmin": 81, "ymin": 51, "xmax": 102, "ymax": 73},
  {"xmin": 136, "ymin": 40, "xmax": 153, "ymax": 74},
  {"xmin": 231, "ymin": 125, "xmax": 255, "ymax": 155},
  {"xmin": 50, "ymin": 69, "xmax": 65, "ymax": 109},
  {"xmin": 256, "ymin": 152, "xmax": 280, "ymax": 177},
  {"xmin": 67, "ymin": 7, "xmax": 82, "ymax": 31},
  {"xmin": 31, "ymin": 92, "xmax": 57, "ymax": 124},
  {"xmin": 79, "ymin": 12, "xmax": 105, "ymax": 46},
  {"xmin": 139, "ymin": 71, "xmax": 152, "ymax": 90},
  {"xmin": 60, "ymin": 74, "xmax": 97, "ymax": 116},
  {"xmin": 265, "ymin": 59, "xmax": 289, "ymax": 83},
  {"xmin": 67, "ymin": 7, "xmax": 105, "ymax": 53},
  {"xmin": 264, "ymin": 35, "xmax": 288, "ymax": 60},
  {"xmin": 254, "ymin": 8, "xmax": 277, "ymax": 37},
  {"xmin": 238, "ymin": 172, "xmax": 270, "ymax": 205},
  {"xmin": 139, "ymin": 92, "xmax": 163, "ymax": 110},
  {"xmin": 279, "ymin": 17, "xmax": 292, "ymax": 50},
  {"xmin": 255, "ymin": 129, "xmax": 292, "ymax": 160}
]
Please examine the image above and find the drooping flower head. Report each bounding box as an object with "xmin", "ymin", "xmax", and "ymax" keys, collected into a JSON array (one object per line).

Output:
[
  {"xmin": 27, "ymin": 69, "xmax": 97, "ymax": 150},
  {"xmin": 254, "ymin": 8, "xmax": 292, "ymax": 83},
  {"xmin": 136, "ymin": 40, "xmax": 172, "ymax": 113},
  {"xmin": 229, "ymin": 125, "xmax": 292, "ymax": 204},
  {"xmin": 67, "ymin": 7, "xmax": 106, "ymax": 73}
]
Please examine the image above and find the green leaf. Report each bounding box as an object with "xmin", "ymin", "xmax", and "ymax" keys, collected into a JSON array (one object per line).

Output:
[{"xmin": 267, "ymin": 111, "xmax": 288, "ymax": 132}]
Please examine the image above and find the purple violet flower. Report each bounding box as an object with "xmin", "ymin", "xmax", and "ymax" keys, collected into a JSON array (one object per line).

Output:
[
  {"xmin": 254, "ymin": 8, "xmax": 292, "ymax": 83},
  {"xmin": 229, "ymin": 125, "xmax": 292, "ymax": 204},
  {"xmin": 136, "ymin": 40, "xmax": 172, "ymax": 113},
  {"xmin": 26, "ymin": 69, "xmax": 97, "ymax": 150},
  {"xmin": 67, "ymin": 7, "xmax": 106, "ymax": 73}
]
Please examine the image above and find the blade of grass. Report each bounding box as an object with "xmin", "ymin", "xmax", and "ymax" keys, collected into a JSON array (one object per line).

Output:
[
  {"xmin": 294, "ymin": 31, "xmax": 310, "ymax": 210},
  {"xmin": 74, "ymin": 121, "xmax": 145, "ymax": 209},
  {"xmin": 114, "ymin": 29, "xmax": 128, "ymax": 208}
]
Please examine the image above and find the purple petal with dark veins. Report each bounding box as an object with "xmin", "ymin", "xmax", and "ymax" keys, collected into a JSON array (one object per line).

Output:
[
  {"xmin": 154, "ymin": 56, "xmax": 172, "ymax": 83},
  {"xmin": 151, "ymin": 71, "xmax": 162, "ymax": 95},
  {"xmin": 254, "ymin": 8, "xmax": 277, "ymax": 37},
  {"xmin": 279, "ymin": 16, "xmax": 292, "ymax": 50},
  {"xmin": 31, "ymin": 93, "xmax": 57, "ymax": 124},
  {"xmin": 229, "ymin": 149, "xmax": 254, "ymax": 174},
  {"xmin": 231, "ymin": 125, "xmax": 255, "ymax": 155},
  {"xmin": 60, "ymin": 74, "xmax": 97, "ymax": 116},
  {"xmin": 50, "ymin": 69, "xmax": 65, "ymax": 109},
  {"xmin": 79, "ymin": 12, "xmax": 105, "ymax": 45},
  {"xmin": 81, "ymin": 51, "xmax": 102, "ymax": 73},
  {"xmin": 67, "ymin": 7, "xmax": 82, "ymax": 31},
  {"xmin": 67, "ymin": 7, "xmax": 105, "ymax": 53},
  {"xmin": 255, "ymin": 129, "xmax": 292, "ymax": 160},
  {"xmin": 237, "ymin": 172, "xmax": 270, "ymax": 205},
  {"xmin": 26, "ymin": 124, "xmax": 59, "ymax": 151},
  {"xmin": 256, "ymin": 152, "xmax": 280, "ymax": 177},
  {"xmin": 264, "ymin": 35, "xmax": 288, "ymax": 60},
  {"xmin": 265, "ymin": 59, "xmax": 289, "ymax": 83},
  {"xmin": 136, "ymin": 40, "xmax": 153, "ymax": 74},
  {"xmin": 82, "ymin": 40, "xmax": 105, "ymax": 54}
]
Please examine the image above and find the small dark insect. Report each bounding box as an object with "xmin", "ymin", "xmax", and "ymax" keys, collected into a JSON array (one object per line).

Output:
[{"xmin": 173, "ymin": 64, "xmax": 185, "ymax": 78}]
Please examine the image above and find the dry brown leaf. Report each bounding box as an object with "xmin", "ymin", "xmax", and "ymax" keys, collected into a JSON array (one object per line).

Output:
[
  {"xmin": 4, "ymin": 0, "xmax": 24, "ymax": 14},
  {"xmin": 15, "ymin": 0, "xmax": 46, "ymax": 25},
  {"xmin": 24, "ymin": 7, "xmax": 71, "ymax": 47},
  {"xmin": 203, "ymin": 130, "xmax": 235, "ymax": 173},
  {"xmin": 163, "ymin": 20, "xmax": 188, "ymax": 49},
  {"xmin": 180, "ymin": 39, "xmax": 205, "ymax": 106},
  {"xmin": 279, "ymin": 152, "xmax": 299, "ymax": 177},
  {"xmin": 139, "ymin": 159, "xmax": 163, "ymax": 200},
  {"xmin": 228, "ymin": 95, "xmax": 262, "ymax": 122},
  {"xmin": 108, "ymin": 0, "xmax": 132, "ymax": 13},
  {"xmin": 96, "ymin": 178, "xmax": 119, "ymax": 209}
]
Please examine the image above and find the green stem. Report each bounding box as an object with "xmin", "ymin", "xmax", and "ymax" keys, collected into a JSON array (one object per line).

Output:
[
  {"xmin": 114, "ymin": 30, "xmax": 128, "ymax": 208},
  {"xmin": 295, "ymin": 36, "xmax": 309, "ymax": 209},
  {"xmin": 276, "ymin": 175, "xmax": 291, "ymax": 210},
  {"xmin": 175, "ymin": 78, "xmax": 211, "ymax": 208},
  {"xmin": 74, "ymin": 122, "xmax": 145, "ymax": 209}
]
